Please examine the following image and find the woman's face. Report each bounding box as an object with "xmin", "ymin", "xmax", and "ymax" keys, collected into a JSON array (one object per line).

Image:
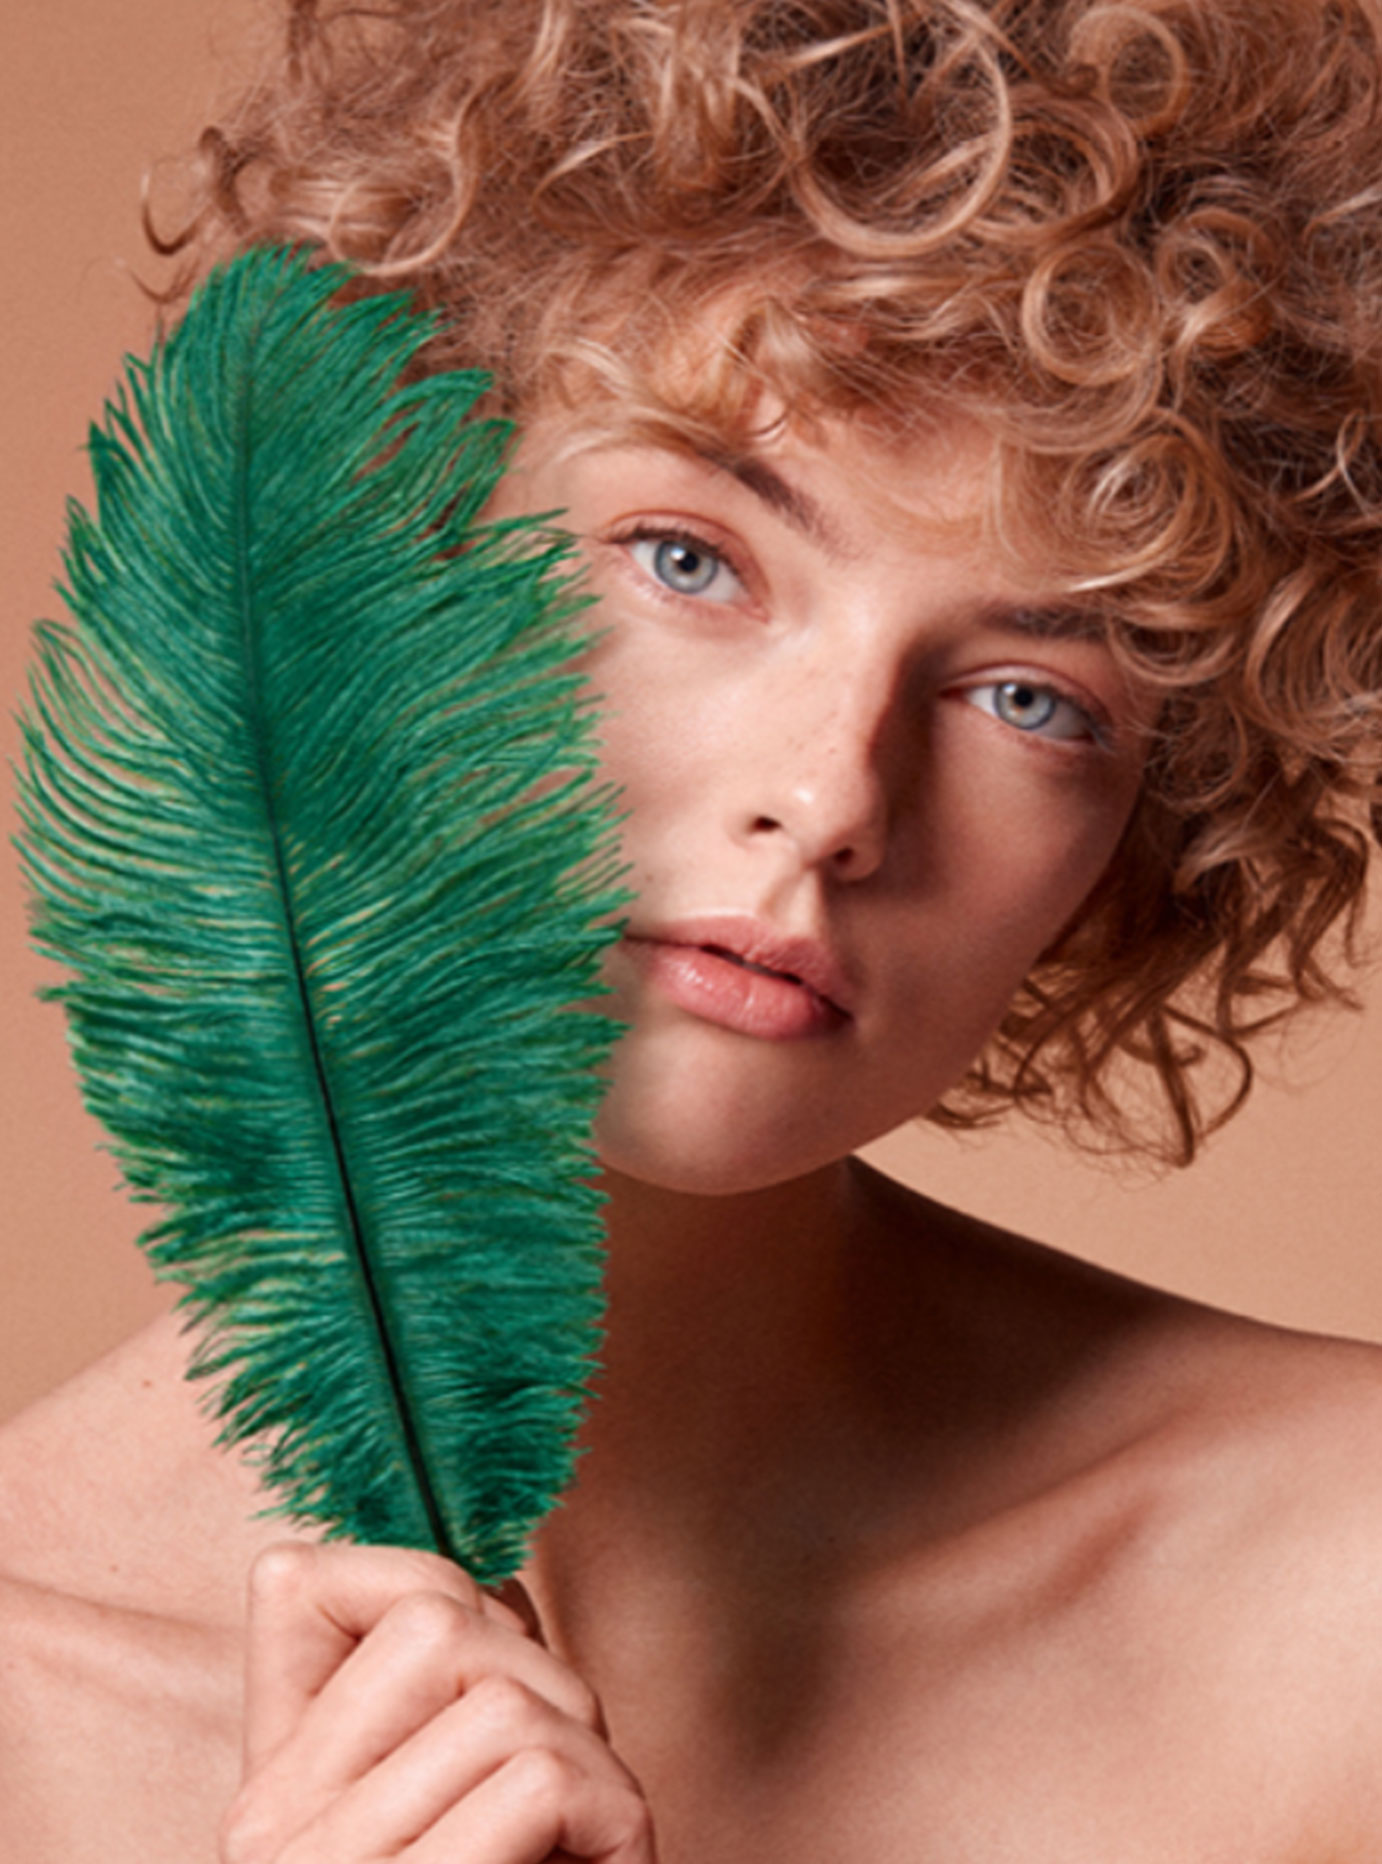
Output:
[{"xmin": 488, "ymin": 412, "xmax": 1154, "ymax": 1194}]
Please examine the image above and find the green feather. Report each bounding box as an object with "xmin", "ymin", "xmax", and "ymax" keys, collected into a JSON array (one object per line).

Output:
[{"xmin": 14, "ymin": 245, "xmax": 628, "ymax": 1587}]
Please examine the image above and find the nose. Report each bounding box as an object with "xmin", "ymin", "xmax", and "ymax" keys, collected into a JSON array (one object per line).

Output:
[{"xmin": 732, "ymin": 659, "xmax": 895, "ymax": 881}]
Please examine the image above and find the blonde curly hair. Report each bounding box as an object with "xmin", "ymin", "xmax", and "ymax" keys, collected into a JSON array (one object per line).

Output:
[{"xmin": 154, "ymin": 0, "xmax": 1382, "ymax": 1163}]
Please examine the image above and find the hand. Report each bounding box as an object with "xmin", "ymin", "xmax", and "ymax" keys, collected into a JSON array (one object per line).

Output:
[{"xmin": 219, "ymin": 1542, "xmax": 657, "ymax": 1863}]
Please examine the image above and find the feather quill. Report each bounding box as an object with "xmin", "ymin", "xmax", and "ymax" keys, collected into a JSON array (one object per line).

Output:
[{"xmin": 15, "ymin": 245, "xmax": 627, "ymax": 1586}]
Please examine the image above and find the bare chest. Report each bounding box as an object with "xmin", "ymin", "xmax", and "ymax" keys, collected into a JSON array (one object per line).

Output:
[{"xmin": 590, "ymin": 1574, "xmax": 1351, "ymax": 1864}]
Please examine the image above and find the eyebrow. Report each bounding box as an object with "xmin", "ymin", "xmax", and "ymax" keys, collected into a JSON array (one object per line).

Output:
[
  {"xmin": 980, "ymin": 600, "xmax": 1109, "ymax": 643},
  {"xmin": 682, "ymin": 445, "xmax": 1109, "ymax": 639},
  {"xmin": 694, "ymin": 447, "xmax": 855, "ymax": 561}
]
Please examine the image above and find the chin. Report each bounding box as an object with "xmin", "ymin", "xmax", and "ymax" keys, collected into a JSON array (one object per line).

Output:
[
  {"xmin": 590, "ymin": 1061, "xmax": 887, "ymax": 1197},
  {"xmin": 594, "ymin": 1133, "xmax": 811, "ymax": 1197}
]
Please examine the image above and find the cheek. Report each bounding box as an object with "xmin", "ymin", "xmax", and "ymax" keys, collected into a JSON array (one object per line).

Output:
[
  {"xmin": 893, "ymin": 747, "xmax": 1143, "ymax": 1034},
  {"xmin": 586, "ymin": 633, "xmax": 747, "ymax": 836},
  {"xmin": 962, "ymin": 812, "xmax": 1127, "ymax": 955},
  {"xmin": 926, "ymin": 714, "xmax": 1142, "ymax": 920}
]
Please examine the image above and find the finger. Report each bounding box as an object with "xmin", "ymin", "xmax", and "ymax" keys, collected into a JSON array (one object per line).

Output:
[
  {"xmin": 410, "ymin": 1745, "xmax": 657, "ymax": 1864},
  {"xmin": 242, "ymin": 1542, "xmax": 486, "ymax": 1772},
  {"xmin": 251, "ymin": 1587, "xmax": 605, "ymax": 1811},
  {"xmin": 489, "ymin": 1574, "xmax": 546, "ymax": 1645},
  {"xmin": 315, "ymin": 1675, "xmax": 638, "ymax": 1858},
  {"xmin": 485, "ymin": 1578, "xmax": 609, "ymax": 1736}
]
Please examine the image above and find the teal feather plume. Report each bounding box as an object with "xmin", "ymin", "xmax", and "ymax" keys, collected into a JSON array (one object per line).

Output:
[{"xmin": 15, "ymin": 245, "xmax": 628, "ymax": 1587}]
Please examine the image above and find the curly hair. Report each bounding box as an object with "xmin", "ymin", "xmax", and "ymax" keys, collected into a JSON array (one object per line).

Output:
[{"xmin": 151, "ymin": 0, "xmax": 1382, "ymax": 1163}]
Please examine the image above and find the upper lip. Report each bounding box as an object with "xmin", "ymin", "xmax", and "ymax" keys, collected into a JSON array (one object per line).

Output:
[{"xmin": 626, "ymin": 913, "xmax": 857, "ymax": 1017}]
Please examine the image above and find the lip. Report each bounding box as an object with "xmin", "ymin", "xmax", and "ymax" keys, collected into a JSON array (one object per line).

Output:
[{"xmin": 622, "ymin": 913, "xmax": 856, "ymax": 1038}]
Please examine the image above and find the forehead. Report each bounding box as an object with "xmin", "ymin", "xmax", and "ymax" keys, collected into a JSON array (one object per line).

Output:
[{"xmin": 532, "ymin": 395, "xmax": 991, "ymax": 527}]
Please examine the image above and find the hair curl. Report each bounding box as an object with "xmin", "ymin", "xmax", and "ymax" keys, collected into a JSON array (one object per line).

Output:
[{"xmin": 151, "ymin": 0, "xmax": 1382, "ymax": 1163}]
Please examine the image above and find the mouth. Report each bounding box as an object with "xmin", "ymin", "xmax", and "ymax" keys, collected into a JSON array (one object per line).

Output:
[
  {"xmin": 620, "ymin": 913, "xmax": 856, "ymax": 1036},
  {"xmin": 699, "ymin": 943, "xmax": 839, "ymax": 1009},
  {"xmin": 705, "ymin": 945, "xmax": 801, "ymax": 981}
]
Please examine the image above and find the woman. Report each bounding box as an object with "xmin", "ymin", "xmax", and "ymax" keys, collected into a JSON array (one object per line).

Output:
[{"xmin": 5, "ymin": 0, "xmax": 1382, "ymax": 1857}]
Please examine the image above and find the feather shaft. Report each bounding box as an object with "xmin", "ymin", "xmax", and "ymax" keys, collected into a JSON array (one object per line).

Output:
[{"xmin": 16, "ymin": 246, "xmax": 628, "ymax": 1583}]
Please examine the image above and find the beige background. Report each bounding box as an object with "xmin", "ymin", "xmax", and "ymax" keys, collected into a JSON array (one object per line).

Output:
[{"xmin": 3, "ymin": 0, "xmax": 1380, "ymax": 1426}]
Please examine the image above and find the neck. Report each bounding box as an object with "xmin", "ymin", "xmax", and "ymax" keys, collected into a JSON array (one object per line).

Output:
[
  {"xmin": 591, "ymin": 1160, "xmax": 855, "ymax": 1466},
  {"xmin": 522, "ymin": 1159, "xmax": 867, "ymax": 1644},
  {"xmin": 528, "ymin": 1158, "xmax": 934, "ymax": 1585}
]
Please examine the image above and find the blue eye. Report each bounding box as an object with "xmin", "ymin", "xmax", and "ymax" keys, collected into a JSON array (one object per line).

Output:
[
  {"xmin": 962, "ymin": 679, "xmax": 1102, "ymax": 744},
  {"xmin": 627, "ymin": 532, "xmax": 743, "ymax": 603},
  {"xmin": 653, "ymin": 538, "xmax": 717, "ymax": 593}
]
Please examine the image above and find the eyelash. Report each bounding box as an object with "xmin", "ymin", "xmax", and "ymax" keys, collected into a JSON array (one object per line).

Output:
[
  {"xmin": 613, "ymin": 524, "xmax": 747, "ymax": 606},
  {"xmin": 958, "ymin": 679, "xmax": 1110, "ymax": 748}
]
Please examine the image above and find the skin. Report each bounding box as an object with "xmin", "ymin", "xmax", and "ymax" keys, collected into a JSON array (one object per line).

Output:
[{"xmin": 3, "ymin": 411, "xmax": 1382, "ymax": 1862}]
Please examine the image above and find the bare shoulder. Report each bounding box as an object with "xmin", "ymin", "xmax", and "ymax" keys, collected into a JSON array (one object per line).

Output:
[
  {"xmin": 0, "ymin": 1571, "xmax": 240, "ymax": 1863},
  {"xmin": 0, "ymin": 1318, "xmax": 278, "ymax": 1863},
  {"xmin": 1122, "ymin": 1300, "xmax": 1382, "ymax": 1591},
  {"xmin": 1090, "ymin": 1309, "xmax": 1382, "ymax": 1854},
  {"xmin": 1151, "ymin": 1310, "xmax": 1382, "ymax": 1640},
  {"xmin": 0, "ymin": 1312, "xmax": 274, "ymax": 1617}
]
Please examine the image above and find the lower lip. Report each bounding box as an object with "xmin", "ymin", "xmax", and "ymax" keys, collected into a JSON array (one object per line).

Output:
[{"xmin": 624, "ymin": 939, "xmax": 848, "ymax": 1040}]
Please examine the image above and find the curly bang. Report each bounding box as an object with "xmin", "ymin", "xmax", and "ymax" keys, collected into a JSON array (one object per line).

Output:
[{"xmin": 154, "ymin": 0, "xmax": 1382, "ymax": 1162}]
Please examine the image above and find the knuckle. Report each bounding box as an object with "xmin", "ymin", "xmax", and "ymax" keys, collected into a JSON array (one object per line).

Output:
[
  {"xmin": 620, "ymin": 1788, "xmax": 656, "ymax": 1843},
  {"xmin": 509, "ymin": 1743, "xmax": 575, "ymax": 1807},
  {"xmin": 467, "ymin": 1671, "xmax": 540, "ymax": 1732},
  {"xmin": 564, "ymin": 1671, "xmax": 604, "ymax": 1731},
  {"xmin": 606, "ymin": 1783, "xmax": 657, "ymax": 1860},
  {"xmin": 386, "ymin": 1586, "xmax": 472, "ymax": 1650},
  {"xmin": 246, "ymin": 1541, "xmax": 318, "ymax": 1609}
]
